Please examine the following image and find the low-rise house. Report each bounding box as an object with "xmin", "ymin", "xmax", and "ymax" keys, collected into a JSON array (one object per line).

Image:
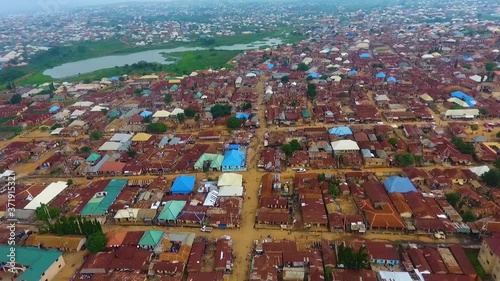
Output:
[{"xmin": 25, "ymin": 234, "xmax": 86, "ymax": 251}]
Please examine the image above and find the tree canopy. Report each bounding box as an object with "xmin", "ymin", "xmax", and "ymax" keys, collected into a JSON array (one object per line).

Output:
[
  {"xmin": 306, "ymin": 83, "xmax": 317, "ymax": 100},
  {"xmin": 461, "ymin": 209, "xmax": 477, "ymax": 222},
  {"xmin": 445, "ymin": 192, "xmax": 461, "ymax": 207},
  {"xmin": 146, "ymin": 122, "xmax": 168, "ymax": 133},
  {"xmin": 282, "ymin": 139, "xmax": 302, "ymax": 157},
  {"xmin": 90, "ymin": 130, "xmax": 104, "ymax": 140},
  {"xmin": 177, "ymin": 113, "xmax": 185, "ymax": 123},
  {"xmin": 297, "ymin": 63, "xmax": 309, "ymax": 71},
  {"xmin": 227, "ymin": 116, "xmax": 242, "ymax": 129},
  {"xmin": 87, "ymin": 232, "xmax": 108, "ymax": 254},
  {"xmin": 211, "ymin": 104, "xmax": 232, "ymax": 118},
  {"xmin": 10, "ymin": 94, "xmax": 22, "ymax": 104},
  {"xmin": 396, "ymin": 153, "xmax": 415, "ymax": 167},
  {"xmin": 451, "ymin": 136, "xmax": 475, "ymax": 155},
  {"xmin": 35, "ymin": 204, "xmax": 60, "ymax": 222},
  {"xmin": 184, "ymin": 108, "xmax": 197, "ymax": 118},
  {"xmin": 164, "ymin": 93, "xmax": 173, "ymax": 103},
  {"xmin": 337, "ymin": 244, "xmax": 369, "ymax": 269},
  {"xmin": 388, "ymin": 138, "xmax": 398, "ymax": 146},
  {"xmin": 481, "ymin": 169, "xmax": 500, "ymax": 187},
  {"xmin": 241, "ymin": 102, "xmax": 252, "ymax": 111}
]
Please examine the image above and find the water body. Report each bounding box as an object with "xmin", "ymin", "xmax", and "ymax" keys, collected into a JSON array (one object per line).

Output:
[{"xmin": 43, "ymin": 38, "xmax": 283, "ymax": 79}]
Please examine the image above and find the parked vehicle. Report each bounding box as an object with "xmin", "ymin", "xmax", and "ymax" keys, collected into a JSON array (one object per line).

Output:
[{"xmin": 200, "ymin": 226, "xmax": 213, "ymax": 232}]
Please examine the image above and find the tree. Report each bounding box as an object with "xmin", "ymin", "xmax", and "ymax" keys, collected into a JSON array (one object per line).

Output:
[
  {"xmin": 126, "ymin": 148, "xmax": 137, "ymax": 158},
  {"xmin": 90, "ymin": 130, "xmax": 104, "ymax": 140},
  {"xmin": 177, "ymin": 113, "xmax": 185, "ymax": 123},
  {"xmin": 470, "ymin": 124, "xmax": 479, "ymax": 131},
  {"xmin": 241, "ymin": 102, "xmax": 252, "ymax": 111},
  {"xmin": 318, "ymin": 173, "xmax": 326, "ymax": 182},
  {"xmin": 496, "ymin": 131, "xmax": 500, "ymax": 139},
  {"xmin": 396, "ymin": 153, "xmax": 415, "ymax": 167},
  {"xmin": 388, "ymin": 138, "xmax": 398, "ymax": 146},
  {"xmin": 194, "ymin": 114, "xmax": 201, "ymax": 122},
  {"xmin": 325, "ymin": 267, "xmax": 333, "ymax": 281},
  {"xmin": 485, "ymin": 62, "xmax": 497, "ymax": 72},
  {"xmin": 494, "ymin": 159, "xmax": 500, "ymax": 169},
  {"xmin": 184, "ymin": 108, "xmax": 197, "ymax": 118},
  {"xmin": 227, "ymin": 116, "xmax": 242, "ymax": 129},
  {"xmin": 479, "ymin": 108, "xmax": 488, "ymax": 116},
  {"xmin": 445, "ymin": 192, "xmax": 461, "ymax": 207},
  {"xmin": 67, "ymin": 179, "xmax": 73, "ymax": 186},
  {"xmin": 281, "ymin": 75, "xmax": 289, "ymax": 83},
  {"xmin": 10, "ymin": 94, "xmax": 22, "ymax": 104},
  {"xmin": 164, "ymin": 94, "xmax": 173, "ymax": 104},
  {"xmin": 87, "ymin": 232, "xmax": 108, "ymax": 254},
  {"xmin": 297, "ymin": 63, "xmax": 309, "ymax": 71},
  {"xmin": 134, "ymin": 88, "xmax": 142, "ymax": 95},
  {"xmin": 289, "ymin": 139, "xmax": 301, "ymax": 151},
  {"xmin": 337, "ymin": 244, "xmax": 369, "ymax": 269},
  {"xmin": 306, "ymin": 83, "xmax": 317, "ymax": 100},
  {"xmin": 146, "ymin": 122, "xmax": 168, "ymax": 133},
  {"xmin": 282, "ymin": 144, "xmax": 294, "ymax": 157},
  {"xmin": 329, "ymin": 181, "xmax": 340, "ymax": 198},
  {"xmin": 481, "ymin": 169, "xmax": 500, "ymax": 187},
  {"xmin": 80, "ymin": 146, "xmax": 91, "ymax": 153},
  {"xmin": 211, "ymin": 104, "xmax": 232, "ymax": 118},
  {"xmin": 35, "ymin": 204, "xmax": 60, "ymax": 222},
  {"xmin": 451, "ymin": 136, "xmax": 475, "ymax": 155},
  {"xmin": 461, "ymin": 210, "xmax": 477, "ymax": 222},
  {"xmin": 101, "ymin": 108, "xmax": 109, "ymax": 116},
  {"xmin": 49, "ymin": 82, "xmax": 56, "ymax": 92}
]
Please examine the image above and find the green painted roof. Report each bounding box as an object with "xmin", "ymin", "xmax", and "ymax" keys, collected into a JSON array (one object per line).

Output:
[
  {"xmin": 170, "ymin": 85, "xmax": 179, "ymax": 91},
  {"xmin": 139, "ymin": 230, "xmax": 164, "ymax": 246},
  {"xmin": 51, "ymin": 95, "xmax": 64, "ymax": 101},
  {"xmin": 157, "ymin": 200, "xmax": 187, "ymax": 220},
  {"xmin": 195, "ymin": 91, "xmax": 203, "ymax": 98},
  {"xmin": 302, "ymin": 109, "xmax": 311, "ymax": 118},
  {"xmin": 80, "ymin": 179, "xmax": 127, "ymax": 216},
  {"xmin": 194, "ymin": 153, "xmax": 224, "ymax": 169},
  {"xmin": 108, "ymin": 109, "xmax": 120, "ymax": 118},
  {"xmin": 0, "ymin": 246, "xmax": 62, "ymax": 281},
  {"xmin": 86, "ymin": 153, "xmax": 101, "ymax": 162}
]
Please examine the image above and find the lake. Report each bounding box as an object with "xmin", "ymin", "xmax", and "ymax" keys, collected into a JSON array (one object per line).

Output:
[{"xmin": 43, "ymin": 38, "xmax": 283, "ymax": 79}]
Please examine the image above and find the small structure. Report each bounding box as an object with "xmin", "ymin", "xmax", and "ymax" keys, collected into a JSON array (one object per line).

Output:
[{"xmin": 171, "ymin": 175, "xmax": 196, "ymax": 194}]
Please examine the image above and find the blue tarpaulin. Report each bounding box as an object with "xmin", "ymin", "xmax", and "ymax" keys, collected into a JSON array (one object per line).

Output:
[
  {"xmin": 376, "ymin": 72, "xmax": 386, "ymax": 79},
  {"xmin": 235, "ymin": 113, "xmax": 250, "ymax": 119},
  {"xmin": 387, "ymin": 77, "xmax": 397, "ymax": 83},
  {"xmin": 309, "ymin": 72, "xmax": 321, "ymax": 78},
  {"xmin": 140, "ymin": 110, "xmax": 153, "ymax": 117},
  {"xmin": 347, "ymin": 70, "xmax": 358, "ymax": 75},
  {"xmin": 359, "ymin": 53, "xmax": 371, "ymax": 58},
  {"xmin": 49, "ymin": 106, "xmax": 60, "ymax": 113},
  {"xmin": 267, "ymin": 63, "xmax": 274, "ymax": 70},
  {"xmin": 451, "ymin": 91, "xmax": 475, "ymax": 107}
]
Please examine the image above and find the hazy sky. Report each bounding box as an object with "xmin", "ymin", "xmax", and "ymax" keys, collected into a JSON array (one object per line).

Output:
[{"xmin": 1, "ymin": 0, "xmax": 172, "ymax": 14}]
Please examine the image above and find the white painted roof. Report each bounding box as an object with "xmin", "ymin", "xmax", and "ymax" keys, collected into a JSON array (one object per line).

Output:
[{"xmin": 24, "ymin": 181, "xmax": 68, "ymax": 210}]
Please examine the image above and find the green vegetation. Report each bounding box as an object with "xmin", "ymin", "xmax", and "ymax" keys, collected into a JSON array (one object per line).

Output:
[
  {"xmin": 388, "ymin": 137, "xmax": 398, "ymax": 146},
  {"xmin": 176, "ymin": 113, "xmax": 185, "ymax": 123},
  {"xmin": 465, "ymin": 249, "xmax": 487, "ymax": 280},
  {"xmin": 0, "ymin": 126, "xmax": 22, "ymax": 135},
  {"xmin": 241, "ymin": 102, "xmax": 252, "ymax": 111},
  {"xmin": 164, "ymin": 94, "xmax": 173, "ymax": 104},
  {"xmin": 461, "ymin": 209, "xmax": 477, "ymax": 222},
  {"xmin": 80, "ymin": 146, "xmax": 91, "ymax": 153},
  {"xmin": 451, "ymin": 136, "xmax": 475, "ymax": 155},
  {"xmin": 337, "ymin": 244, "xmax": 369, "ymax": 269},
  {"xmin": 470, "ymin": 124, "xmax": 479, "ymax": 131},
  {"xmin": 10, "ymin": 94, "xmax": 22, "ymax": 104},
  {"xmin": 67, "ymin": 179, "xmax": 73, "ymax": 186},
  {"xmin": 87, "ymin": 232, "xmax": 108, "ymax": 254},
  {"xmin": 297, "ymin": 63, "xmax": 309, "ymax": 71},
  {"xmin": 162, "ymin": 50, "xmax": 239, "ymax": 75},
  {"xmin": 227, "ymin": 116, "xmax": 242, "ymax": 129},
  {"xmin": 494, "ymin": 158, "xmax": 500, "ymax": 169},
  {"xmin": 328, "ymin": 181, "xmax": 340, "ymax": 198},
  {"xmin": 396, "ymin": 153, "xmax": 416, "ymax": 167},
  {"xmin": 211, "ymin": 104, "xmax": 232, "ymax": 118},
  {"xmin": 445, "ymin": 192, "xmax": 461, "ymax": 207},
  {"xmin": 147, "ymin": 122, "xmax": 168, "ymax": 133},
  {"xmin": 0, "ymin": 116, "xmax": 17, "ymax": 124},
  {"xmin": 39, "ymin": 215, "xmax": 103, "ymax": 236},
  {"xmin": 282, "ymin": 139, "xmax": 302, "ymax": 157},
  {"xmin": 126, "ymin": 148, "xmax": 137, "ymax": 158},
  {"xmin": 90, "ymin": 130, "xmax": 104, "ymax": 141},
  {"xmin": 184, "ymin": 108, "xmax": 197, "ymax": 118},
  {"xmin": 306, "ymin": 83, "xmax": 317, "ymax": 100},
  {"xmin": 481, "ymin": 169, "xmax": 500, "ymax": 187},
  {"xmin": 35, "ymin": 204, "xmax": 60, "ymax": 222}
]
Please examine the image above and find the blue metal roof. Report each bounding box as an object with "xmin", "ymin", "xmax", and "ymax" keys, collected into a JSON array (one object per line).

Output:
[
  {"xmin": 222, "ymin": 149, "xmax": 245, "ymax": 167},
  {"xmin": 171, "ymin": 175, "xmax": 196, "ymax": 194},
  {"xmin": 376, "ymin": 72, "xmax": 386, "ymax": 78},
  {"xmin": 347, "ymin": 70, "xmax": 358, "ymax": 75},
  {"xmin": 328, "ymin": 126, "xmax": 353, "ymax": 136},
  {"xmin": 359, "ymin": 53, "xmax": 371, "ymax": 58},
  {"xmin": 383, "ymin": 176, "xmax": 416, "ymax": 193},
  {"xmin": 387, "ymin": 77, "xmax": 398, "ymax": 83},
  {"xmin": 451, "ymin": 91, "xmax": 475, "ymax": 107}
]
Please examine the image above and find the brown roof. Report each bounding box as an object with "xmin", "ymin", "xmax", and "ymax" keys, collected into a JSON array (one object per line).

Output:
[
  {"xmin": 106, "ymin": 232, "xmax": 127, "ymax": 248},
  {"xmin": 187, "ymin": 272, "xmax": 224, "ymax": 281},
  {"xmin": 99, "ymin": 161, "xmax": 127, "ymax": 172},
  {"xmin": 389, "ymin": 193, "xmax": 413, "ymax": 216},
  {"xmin": 366, "ymin": 242, "xmax": 399, "ymax": 262},
  {"xmin": 262, "ymin": 241, "xmax": 297, "ymax": 252},
  {"xmin": 408, "ymin": 248, "xmax": 432, "ymax": 273},
  {"xmin": 25, "ymin": 234, "xmax": 85, "ymax": 251},
  {"xmin": 422, "ymin": 247, "xmax": 448, "ymax": 274}
]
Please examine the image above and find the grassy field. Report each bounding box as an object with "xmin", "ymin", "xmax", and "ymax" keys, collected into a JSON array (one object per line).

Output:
[
  {"xmin": 465, "ymin": 248, "xmax": 489, "ymax": 280},
  {"xmin": 2, "ymin": 27, "xmax": 306, "ymax": 87},
  {"xmin": 163, "ymin": 50, "xmax": 239, "ymax": 74}
]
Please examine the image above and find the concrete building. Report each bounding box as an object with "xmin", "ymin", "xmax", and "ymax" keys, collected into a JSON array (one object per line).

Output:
[{"xmin": 478, "ymin": 237, "xmax": 500, "ymax": 280}]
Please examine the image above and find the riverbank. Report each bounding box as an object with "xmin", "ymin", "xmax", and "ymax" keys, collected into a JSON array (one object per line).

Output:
[{"xmin": 2, "ymin": 28, "xmax": 306, "ymax": 87}]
